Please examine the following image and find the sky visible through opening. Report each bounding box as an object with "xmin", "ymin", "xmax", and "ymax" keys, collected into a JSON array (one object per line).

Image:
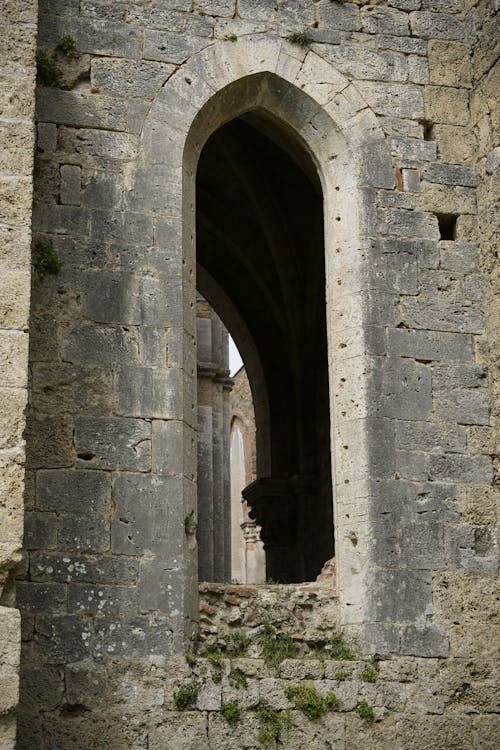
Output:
[{"xmin": 229, "ymin": 336, "xmax": 243, "ymax": 376}]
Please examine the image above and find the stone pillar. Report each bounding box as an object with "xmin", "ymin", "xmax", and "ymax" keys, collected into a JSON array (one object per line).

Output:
[
  {"xmin": 222, "ymin": 378, "xmax": 233, "ymax": 581},
  {"xmin": 242, "ymin": 521, "xmax": 266, "ymax": 585},
  {"xmin": 196, "ymin": 298, "xmax": 232, "ymax": 582},
  {"xmin": 243, "ymin": 475, "xmax": 317, "ymax": 583}
]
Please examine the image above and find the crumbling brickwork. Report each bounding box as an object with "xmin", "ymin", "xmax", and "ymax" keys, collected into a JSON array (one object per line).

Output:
[{"xmin": 0, "ymin": 0, "xmax": 497, "ymax": 747}]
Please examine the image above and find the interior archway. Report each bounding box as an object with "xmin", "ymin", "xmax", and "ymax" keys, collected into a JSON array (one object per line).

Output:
[{"xmin": 196, "ymin": 114, "xmax": 333, "ymax": 583}]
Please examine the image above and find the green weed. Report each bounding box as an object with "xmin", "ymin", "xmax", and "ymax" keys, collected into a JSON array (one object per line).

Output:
[
  {"xmin": 221, "ymin": 700, "xmax": 241, "ymax": 725},
  {"xmin": 173, "ymin": 682, "xmax": 199, "ymax": 710},
  {"xmin": 355, "ymin": 699, "xmax": 374, "ymax": 722}
]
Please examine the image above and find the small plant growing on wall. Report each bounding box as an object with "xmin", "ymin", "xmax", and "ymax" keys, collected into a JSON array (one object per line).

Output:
[
  {"xmin": 360, "ymin": 666, "xmax": 378, "ymax": 683},
  {"xmin": 33, "ymin": 239, "xmax": 61, "ymax": 282},
  {"xmin": 55, "ymin": 34, "xmax": 78, "ymax": 58},
  {"xmin": 286, "ymin": 30, "xmax": 311, "ymax": 46},
  {"xmin": 229, "ymin": 667, "xmax": 248, "ymax": 688},
  {"xmin": 173, "ymin": 682, "xmax": 199, "ymax": 710},
  {"xmin": 36, "ymin": 51, "xmax": 63, "ymax": 87},
  {"xmin": 355, "ymin": 700, "xmax": 374, "ymax": 722},
  {"xmin": 259, "ymin": 622, "xmax": 299, "ymax": 670},
  {"xmin": 323, "ymin": 633, "xmax": 356, "ymax": 661},
  {"xmin": 221, "ymin": 700, "xmax": 241, "ymax": 725},
  {"xmin": 36, "ymin": 34, "xmax": 79, "ymax": 87},
  {"xmin": 253, "ymin": 700, "xmax": 291, "ymax": 746},
  {"xmin": 286, "ymin": 683, "xmax": 340, "ymax": 720}
]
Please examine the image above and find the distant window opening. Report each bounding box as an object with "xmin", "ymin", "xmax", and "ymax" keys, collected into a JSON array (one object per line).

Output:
[
  {"xmin": 436, "ymin": 212, "xmax": 458, "ymax": 240},
  {"xmin": 196, "ymin": 114, "xmax": 333, "ymax": 584}
]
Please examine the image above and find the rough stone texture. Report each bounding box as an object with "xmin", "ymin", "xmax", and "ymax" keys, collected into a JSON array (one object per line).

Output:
[
  {"xmin": 0, "ymin": 0, "xmax": 37, "ymax": 743},
  {"xmin": 0, "ymin": 0, "xmax": 496, "ymax": 747}
]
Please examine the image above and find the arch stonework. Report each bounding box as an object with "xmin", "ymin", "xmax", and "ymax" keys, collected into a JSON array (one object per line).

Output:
[
  {"xmin": 4, "ymin": 2, "xmax": 498, "ymax": 747},
  {"xmin": 129, "ymin": 37, "xmax": 408, "ymax": 651}
]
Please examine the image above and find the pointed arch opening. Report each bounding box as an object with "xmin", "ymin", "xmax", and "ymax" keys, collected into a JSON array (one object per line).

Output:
[{"xmin": 194, "ymin": 110, "xmax": 333, "ymax": 583}]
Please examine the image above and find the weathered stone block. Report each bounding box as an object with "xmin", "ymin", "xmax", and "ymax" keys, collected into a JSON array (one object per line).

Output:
[
  {"xmin": 315, "ymin": 45, "xmax": 407, "ymax": 83},
  {"xmin": 74, "ymin": 417, "xmax": 151, "ymax": 471},
  {"xmin": 36, "ymin": 88, "xmax": 127, "ymax": 130},
  {"xmin": 81, "ymin": 172, "xmax": 123, "ymax": 209},
  {"xmin": 90, "ymin": 211, "xmax": 153, "ymax": 246},
  {"xmin": 280, "ymin": 659, "xmax": 323, "ymax": 680},
  {"xmin": 433, "ymin": 390, "xmax": 489, "ymax": 426},
  {"xmin": 25, "ymin": 414, "xmax": 74, "ymax": 470},
  {"xmin": 0, "ymin": 224, "xmax": 31, "ymax": 271},
  {"xmin": 396, "ymin": 449, "xmax": 428, "ymax": 481},
  {"xmin": 400, "ymin": 624, "xmax": 449, "ymax": 657},
  {"xmin": 150, "ymin": 712, "xmax": 208, "ymax": 750},
  {"xmin": 91, "ymin": 58, "xmax": 174, "ymax": 97},
  {"xmin": 369, "ymin": 569, "xmax": 433, "ymax": 621},
  {"xmin": 144, "ymin": 30, "xmax": 209, "ymax": 64},
  {"xmin": 0, "ymin": 120, "xmax": 35, "ymax": 175},
  {"xmin": 30, "ymin": 551, "xmax": 138, "ymax": 585},
  {"xmin": 39, "ymin": 15, "xmax": 141, "ymax": 59},
  {"xmin": 0, "ymin": 176, "xmax": 32, "ymax": 224},
  {"xmin": 32, "ymin": 202, "xmax": 89, "ymax": 236},
  {"xmin": 62, "ymin": 324, "xmax": 140, "ymax": 367},
  {"xmin": 23, "ymin": 511, "xmax": 57, "ymax": 550},
  {"xmin": 318, "ymin": 1, "xmax": 361, "ymax": 31},
  {"xmin": 16, "ymin": 582, "xmax": 66, "ymax": 612},
  {"xmin": 391, "ymin": 136, "xmax": 437, "ymax": 162},
  {"xmin": 424, "ymin": 163, "xmax": 478, "ymax": 187},
  {"xmin": 372, "ymin": 518, "xmax": 444, "ymax": 569},
  {"xmin": 372, "ymin": 357, "xmax": 432, "ymax": 420},
  {"xmin": 82, "ymin": 271, "xmax": 172, "ymax": 326},
  {"xmin": 428, "ymin": 40, "xmax": 472, "ymax": 87},
  {"xmin": 59, "ymin": 514, "xmax": 110, "ymax": 553},
  {"xmin": 152, "ymin": 420, "xmax": 194, "ymax": 476},
  {"xmin": 115, "ymin": 368, "xmax": 183, "ymax": 420},
  {"xmin": 361, "ymin": 7, "xmax": 409, "ymax": 36},
  {"xmin": 0, "ymin": 21, "xmax": 36, "ymax": 77},
  {"xmin": 34, "ymin": 614, "xmax": 92, "ymax": 663},
  {"xmin": 68, "ymin": 583, "xmax": 137, "ymax": 616},
  {"xmin": 377, "ymin": 208, "xmax": 439, "ymax": 239},
  {"xmin": 239, "ymin": 0, "xmax": 277, "ymax": 22},
  {"xmin": 401, "ymin": 297, "xmax": 484, "ymax": 334},
  {"xmin": 378, "ymin": 34, "xmax": 427, "ymax": 55},
  {"xmin": 408, "ymin": 54, "xmax": 429, "ymax": 84},
  {"xmin": 59, "ymin": 164, "xmax": 81, "ymax": 206},
  {"xmin": 356, "ymin": 81, "xmax": 424, "ymax": 119},
  {"xmin": 37, "ymin": 469, "xmax": 111, "ymax": 514},
  {"xmin": 372, "ymin": 479, "xmax": 460, "ymax": 522},
  {"xmin": 410, "ymin": 11, "xmax": 464, "ymax": 40},
  {"xmin": 0, "ymin": 388, "xmax": 26, "ymax": 451},
  {"xmin": 424, "ymin": 86, "xmax": 469, "ymax": 125},
  {"xmin": 59, "ymin": 127, "xmax": 138, "ymax": 160},
  {"xmin": 467, "ymin": 426, "xmax": 496, "ymax": 456},
  {"xmin": 446, "ymin": 525, "xmax": 498, "ymax": 573},
  {"xmin": 439, "ymin": 241, "xmax": 478, "ymax": 272},
  {"xmin": 93, "ymin": 613, "xmax": 172, "ymax": 658},
  {"xmin": 31, "ymin": 363, "xmax": 113, "ymax": 416},
  {"xmin": 111, "ymin": 473, "xmax": 183, "ymax": 559},
  {"xmin": 396, "ymin": 419, "xmax": 466, "ymax": 453},
  {"xmin": 429, "ymin": 454, "xmax": 493, "ymax": 484},
  {"xmin": 473, "ymin": 714, "xmax": 500, "ymax": 750},
  {"xmin": 387, "ymin": 328, "xmax": 473, "ymax": 362},
  {"xmin": 432, "ymin": 124, "xmax": 476, "ymax": 164}
]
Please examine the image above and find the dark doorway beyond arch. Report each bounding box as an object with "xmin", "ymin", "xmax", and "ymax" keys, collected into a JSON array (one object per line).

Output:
[{"xmin": 196, "ymin": 115, "xmax": 333, "ymax": 583}]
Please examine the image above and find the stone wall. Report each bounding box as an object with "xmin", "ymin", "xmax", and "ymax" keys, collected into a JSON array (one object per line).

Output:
[
  {"xmin": 0, "ymin": 0, "xmax": 497, "ymax": 747},
  {"xmin": 0, "ymin": 1, "xmax": 38, "ymax": 747}
]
